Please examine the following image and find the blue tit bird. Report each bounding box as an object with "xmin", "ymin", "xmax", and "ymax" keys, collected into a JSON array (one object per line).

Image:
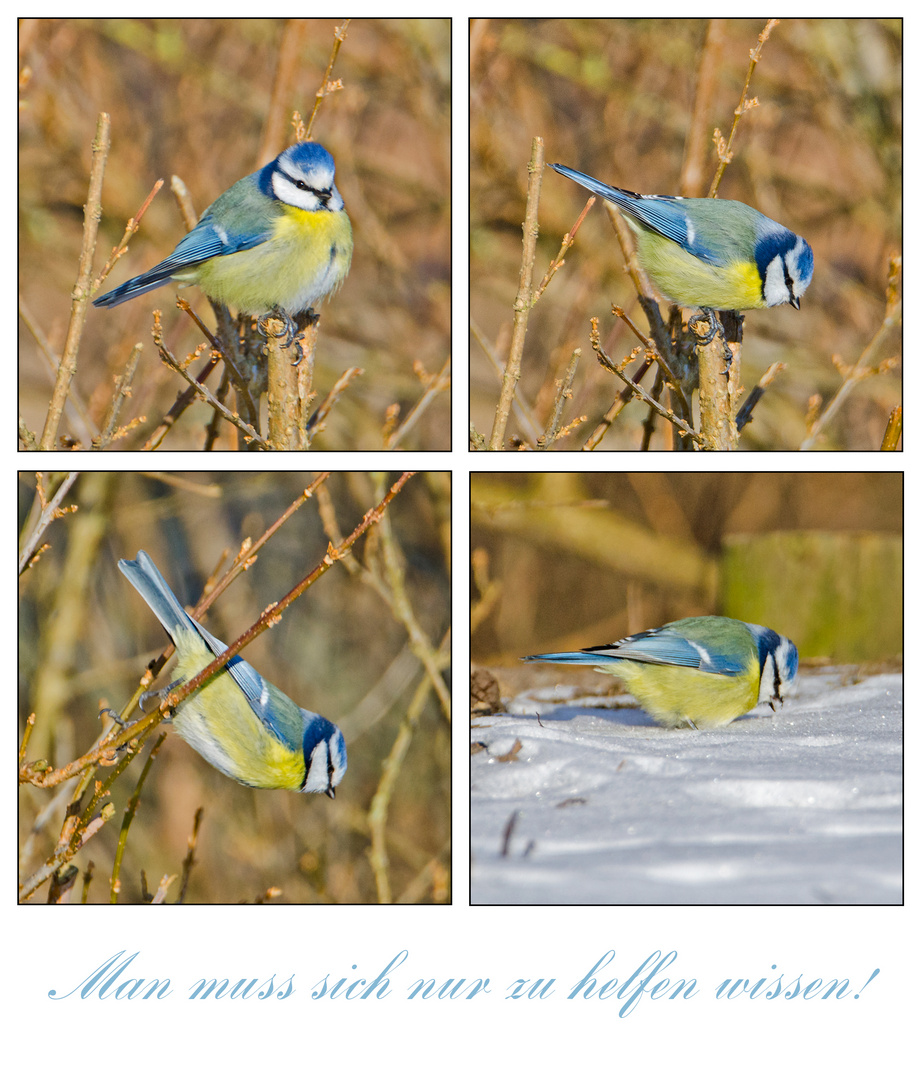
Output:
[
  {"xmin": 94, "ymin": 142, "xmax": 352, "ymax": 318},
  {"xmin": 523, "ymin": 616, "xmax": 798, "ymax": 730},
  {"xmin": 119, "ymin": 550, "xmax": 347, "ymax": 797},
  {"xmin": 549, "ymin": 163, "xmax": 813, "ymax": 313}
]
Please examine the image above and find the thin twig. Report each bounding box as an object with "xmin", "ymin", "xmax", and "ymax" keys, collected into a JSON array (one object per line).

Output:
[
  {"xmin": 305, "ymin": 20, "xmax": 350, "ymax": 138},
  {"xmin": 93, "ymin": 344, "xmax": 143, "ymax": 449},
  {"xmin": 40, "ymin": 114, "xmax": 111, "ymax": 449},
  {"xmin": 735, "ymin": 361, "xmax": 786, "ymax": 431},
  {"xmin": 305, "ymin": 366, "xmax": 365, "ymax": 445},
  {"xmin": 384, "ymin": 356, "xmax": 451, "ymax": 449},
  {"xmin": 708, "ymin": 19, "xmax": 779, "ymax": 197},
  {"xmin": 581, "ymin": 356, "xmax": 655, "ymax": 451},
  {"xmin": 93, "ymin": 177, "xmax": 164, "ymax": 290},
  {"xmin": 489, "ymin": 136, "xmax": 545, "ymax": 449},
  {"xmin": 536, "ymin": 349, "xmax": 580, "ymax": 449},
  {"xmin": 19, "ymin": 472, "xmax": 81, "ymax": 574},
  {"xmin": 532, "ymin": 194, "xmax": 595, "ymax": 302}
]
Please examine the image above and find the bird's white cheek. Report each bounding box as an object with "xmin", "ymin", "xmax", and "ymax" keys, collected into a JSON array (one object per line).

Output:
[
  {"xmin": 758, "ymin": 655, "xmax": 782, "ymax": 706},
  {"xmin": 303, "ymin": 741, "xmax": 332, "ymax": 793},
  {"xmin": 762, "ymin": 254, "xmax": 790, "ymax": 307}
]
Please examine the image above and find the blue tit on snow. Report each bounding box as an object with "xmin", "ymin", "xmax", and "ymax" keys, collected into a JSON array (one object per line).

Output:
[
  {"xmin": 119, "ymin": 550, "xmax": 347, "ymax": 797},
  {"xmin": 549, "ymin": 163, "xmax": 813, "ymax": 314},
  {"xmin": 94, "ymin": 142, "xmax": 352, "ymax": 318},
  {"xmin": 523, "ymin": 616, "xmax": 798, "ymax": 730}
]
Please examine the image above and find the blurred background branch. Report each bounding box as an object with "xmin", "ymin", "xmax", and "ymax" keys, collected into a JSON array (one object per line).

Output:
[{"xmin": 472, "ymin": 472, "xmax": 902, "ymax": 670}]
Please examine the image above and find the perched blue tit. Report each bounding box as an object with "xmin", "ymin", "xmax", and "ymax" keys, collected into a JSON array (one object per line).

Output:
[
  {"xmin": 94, "ymin": 142, "xmax": 352, "ymax": 317},
  {"xmin": 523, "ymin": 616, "xmax": 798, "ymax": 730},
  {"xmin": 549, "ymin": 163, "xmax": 813, "ymax": 313},
  {"xmin": 119, "ymin": 550, "xmax": 346, "ymax": 797}
]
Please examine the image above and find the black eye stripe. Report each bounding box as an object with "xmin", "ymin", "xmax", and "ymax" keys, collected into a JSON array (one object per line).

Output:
[{"xmin": 276, "ymin": 169, "xmax": 330, "ymax": 201}]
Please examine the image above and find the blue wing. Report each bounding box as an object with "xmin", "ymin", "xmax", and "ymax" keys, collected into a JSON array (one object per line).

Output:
[
  {"xmin": 549, "ymin": 163, "xmax": 722, "ymax": 265},
  {"xmin": 188, "ymin": 617, "xmax": 312, "ymax": 753},
  {"xmin": 94, "ymin": 207, "xmax": 273, "ymax": 308},
  {"xmin": 525, "ymin": 626, "xmax": 746, "ymax": 676},
  {"xmin": 119, "ymin": 550, "xmax": 305, "ymax": 751}
]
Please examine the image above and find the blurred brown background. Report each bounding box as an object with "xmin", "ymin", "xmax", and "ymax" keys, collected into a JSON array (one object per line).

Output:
[
  {"xmin": 470, "ymin": 18, "xmax": 902, "ymax": 449},
  {"xmin": 19, "ymin": 18, "xmax": 450, "ymax": 449},
  {"xmin": 19, "ymin": 472, "xmax": 451, "ymax": 903},
  {"xmin": 471, "ymin": 472, "xmax": 902, "ymax": 667}
]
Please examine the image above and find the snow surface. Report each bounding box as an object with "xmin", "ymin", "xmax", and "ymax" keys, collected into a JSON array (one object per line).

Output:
[{"xmin": 471, "ymin": 670, "xmax": 902, "ymax": 905}]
